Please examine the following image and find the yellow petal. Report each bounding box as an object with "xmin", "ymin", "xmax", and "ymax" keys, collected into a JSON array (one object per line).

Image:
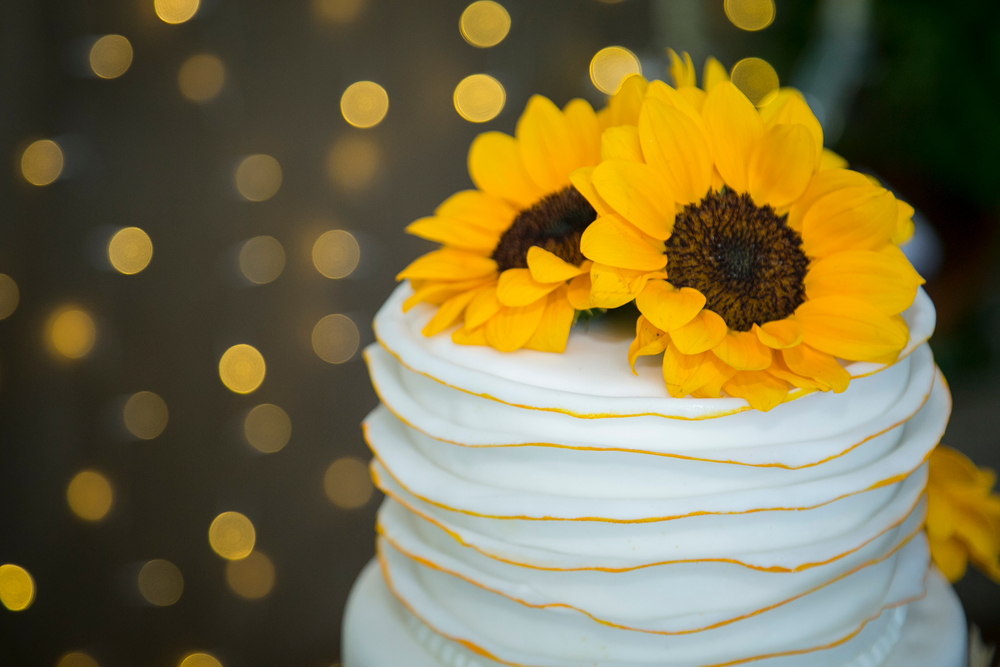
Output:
[
  {"xmin": 639, "ymin": 98, "xmax": 713, "ymax": 205},
  {"xmin": 598, "ymin": 74, "xmax": 648, "ymax": 129},
  {"xmin": 801, "ymin": 187, "xmax": 899, "ymax": 258},
  {"xmin": 468, "ymin": 132, "xmax": 544, "ymax": 208},
  {"xmin": 527, "ymin": 246, "xmax": 588, "ymax": 283},
  {"xmin": 670, "ymin": 309, "xmax": 727, "ymax": 354},
  {"xmin": 786, "ymin": 168, "xmax": 875, "ymax": 232},
  {"xmin": 563, "ymin": 98, "xmax": 601, "ymax": 167},
  {"xmin": 928, "ymin": 536, "xmax": 969, "ymax": 583},
  {"xmin": 628, "ymin": 315, "xmax": 668, "ymax": 373},
  {"xmin": 465, "ymin": 285, "xmax": 501, "ymax": 329},
  {"xmin": 820, "ymin": 148, "xmax": 849, "ymax": 170},
  {"xmin": 723, "ymin": 370, "xmax": 789, "ymax": 412},
  {"xmin": 766, "ymin": 355, "xmax": 828, "ymax": 392},
  {"xmin": 580, "ymin": 216, "xmax": 667, "ymax": 272},
  {"xmin": 592, "ymin": 159, "xmax": 675, "ymax": 240},
  {"xmin": 667, "ymin": 48, "xmax": 696, "ymax": 88},
  {"xmin": 434, "ymin": 189, "xmax": 519, "ymax": 234},
  {"xmin": 422, "ymin": 285, "xmax": 487, "ymax": 337},
  {"xmin": 662, "ymin": 344, "xmax": 721, "ymax": 398},
  {"xmin": 689, "ymin": 356, "xmax": 738, "ymax": 399},
  {"xmin": 588, "ymin": 263, "xmax": 651, "ymax": 309},
  {"xmin": 795, "ymin": 296, "xmax": 909, "ymax": 362},
  {"xmin": 516, "ymin": 95, "xmax": 581, "ymax": 193},
  {"xmin": 893, "ymin": 200, "xmax": 915, "ymax": 245},
  {"xmin": 635, "ymin": 280, "xmax": 705, "ymax": 332},
  {"xmin": 702, "ymin": 81, "xmax": 763, "ymax": 193},
  {"xmin": 397, "ymin": 248, "xmax": 498, "ymax": 282},
  {"xmin": 757, "ymin": 88, "xmax": 800, "ymax": 123},
  {"xmin": 702, "ymin": 56, "xmax": 728, "ymax": 92},
  {"xmin": 748, "ymin": 123, "xmax": 817, "ymax": 209},
  {"xmin": 781, "ymin": 343, "xmax": 850, "ymax": 393},
  {"xmin": 403, "ymin": 277, "xmax": 493, "ymax": 311},
  {"xmin": 804, "ymin": 249, "xmax": 924, "ymax": 315},
  {"xmin": 567, "ymin": 272, "xmax": 593, "ymax": 310},
  {"xmin": 452, "ymin": 324, "xmax": 488, "ymax": 346},
  {"xmin": 406, "ymin": 216, "xmax": 500, "ymax": 252},
  {"xmin": 523, "ymin": 285, "xmax": 576, "ymax": 353},
  {"xmin": 645, "ymin": 80, "xmax": 706, "ymax": 128},
  {"xmin": 677, "ymin": 86, "xmax": 707, "ymax": 113},
  {"xmin": 711, "ymin": 330, "xmax": 772, "ymax": 371},
  {"xmin": 601, "ymin": 125, "xmax": 643, "ymax": 162},
  {"xmin": 761, "ymin": 91, "xmax": 823, "ymax": 167},
  {"xmin": 569, "ymin": 166, "xmax": 614, "ymax": 217},
  {"xmin": 496, "ymin": 268, "xmax": 562, "ymax": 307},
  {"xmin": 754, "ymin": 320, "xmax": 804, "ymax": 349},
  {"xmin": 484, "ymin": 299, "xmax": 547, "ymax": 352}
]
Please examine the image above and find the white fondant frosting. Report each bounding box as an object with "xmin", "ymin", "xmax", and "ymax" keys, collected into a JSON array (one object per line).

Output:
[{"xmin": 351, "ymin": 282, "xmax": 957, "ymax": 666}]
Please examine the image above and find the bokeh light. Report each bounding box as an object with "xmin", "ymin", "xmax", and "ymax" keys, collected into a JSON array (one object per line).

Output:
[
  {"xmin": 0, "ymin": 274, "xmax": 19, "ymax": 320},
  {"xmin": 89, "ymin": 35, "xmax": 133, "ymax": 79},
  {"xmin": 47, "ymin": 307, "xmax": 97, "ymax": 360},
  {"xmin": 124, "ymin": 391, "xmax": 169, "ymax": 440},
  {"xmin": 218, "ymin": 344, "xmax": 266, "ymax": 394},
  {"xmin": 108, "ymin": 227, "xmax": 153, "ymax": 275},
  {"xmin": 312, "ymin": 0, "xmax": 364, "ymax": 24},
  {"xmin": 324, "ymin": 457, "xmax": 374, "ymax": 508},
  {"xmin": 459, "ymin": 1, "xmax": 511, "ymax": 48},
  {"xmin": 327, "ymin": 137, "xmax": 379, "ymax": 190},
  {"xmin": 0, "ymin": 564, "xmax": 34, "ymax": 611},
  {"xmin": 155, "ymin": 0, "xmax": 200, "ymax": 24},
  {"xmin": 235, "ymin": 155, "xmax": 282, "ymax": 202},
  {"xmin": 57, "ymin": 652, "xmax": 99, "ymax": 667},
  {"xmin": 224, "ymin": 551, "xmax": 275, "ymax": 599},
  {"xmin": 178, "ymin": 54, "xmax": 225, "ymax": 102},
  {"xmin": 453, "ymin": 74, "xmax": 506, "ymax": 123},
  {"xmin": 724, "ymin": 0, "xmax": 776, "ymax": 31},
  {"xmin": 21, "ymin": 139, "xmax": 64, "ymax": 186},
  {"xmin": 730, "ymin": 57, "xmax": 780, "ymax": 105},
  {"xmin": 589, "ymin": 46, "xmax": 642, "ymax": 94},
  {"xmin": 67, "ymin": 470, "xmax": 113, "ymax": 522},
  {"xmin": 208, "ymin": 512, "xmax": 256, "ymax": 560},
  {"xmin": 179, "ymin": 654, "xmax": 222, "ymax": 667},
  {"xmin": 340, "ymin": 81, "xmax": 389, "ymax": 128},
  {"xmin": 244, "ymin": 404, "xmax": 291, "ymax": 454},
  {"xmin": 311, "ymin": 314, "xmax": 360, "ymax": 364},
  {"xmin": 239, "ymin": 236, "xmax": 285, "ymax": 285},
  {"xmin": 138, "ymin": 559, "xmax": 184, "ymax": 606},
  {"xmin": 312, "ymin": 230, "xmax": 360, "ymax": 279}
]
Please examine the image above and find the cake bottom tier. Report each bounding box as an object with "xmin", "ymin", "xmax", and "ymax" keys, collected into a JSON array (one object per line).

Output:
[{"xmin": 342, "ymin": 559, "xmax": 967, "ymax": 667}]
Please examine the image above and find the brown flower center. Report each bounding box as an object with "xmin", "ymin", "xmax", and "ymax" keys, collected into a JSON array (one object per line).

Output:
[
  {"xmin": 491, "ymin": 186, "xmax": 596, "ymax": 272},
  {"xmin": 665, "ymin": 190, "xmax": 808, "ymax": 332}
]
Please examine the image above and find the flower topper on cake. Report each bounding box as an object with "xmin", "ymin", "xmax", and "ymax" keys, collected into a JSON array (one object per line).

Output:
[{"xmin": 398, "ymin": 50, "xmax": 926, "ymax": 411}]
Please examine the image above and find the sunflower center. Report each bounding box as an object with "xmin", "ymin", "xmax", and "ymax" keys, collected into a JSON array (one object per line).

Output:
[
  {"xmin": 665, "ymin": 189, "xmax": 808, "ymax": 332},
  {"xmin": 491, "ymin": 186, "xmax": 597, "ymax": 272}
]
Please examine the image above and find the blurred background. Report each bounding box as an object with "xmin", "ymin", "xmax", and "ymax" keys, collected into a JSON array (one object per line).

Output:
[{"xmin": 0, "ymin": 0, "xmax": 997, "ymax": 664}]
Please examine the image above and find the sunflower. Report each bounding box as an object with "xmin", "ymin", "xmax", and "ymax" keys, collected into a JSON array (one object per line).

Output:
[
  {"xmin": 925, "ymin": 445, "xmax": 1000, "ymax": 584},
  {"xmin": 396, "ymin": 80, "xmax": 648, "ymax": 353},
  {"xmin": 573, "ymin": 52, "xmax": 924, "ymax": 411}
]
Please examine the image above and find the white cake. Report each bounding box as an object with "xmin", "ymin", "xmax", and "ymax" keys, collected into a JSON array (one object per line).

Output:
[{"xmin": 344, "ymin": 281, "xmax": 966, "ymax": 667}]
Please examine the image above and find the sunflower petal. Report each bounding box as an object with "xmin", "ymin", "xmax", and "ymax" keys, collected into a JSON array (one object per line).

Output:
[
  {"xmin": 485, "ymin": 299, "xmax": 547, "ymax": 352},
  {"xmin": 767, "ymin": 355, "xmax": 828, "ymax": 392},
  {"xmin": 496, "ymin": 268, "xmax": 562, "ymax": 307},
  {"xmin": 635, "ymin": 280, "xmax": 705, "ymax": 332},
  {"xmin": 523, "ymin": 286, "xmax": 576, "ymax": 353},
  {"xmin": 526, "ymin": 246, "xmax": 588, "ymax": 283},
  {"xmin": 894, "ymin": 200, "xmax": 916, "ymax": 245},
  {"xmin": 761, "ymin": 91, "xmax": 823, "ymax": 166},
  {"xmin": 805, "ymin": 249, "xmax": 924, "ymax": 315},
  {"xmin": 929, "ymin": 536, "xmax": 969, "ymax": 583},
  {"xmin": 702, "ymin": 56, "xmax": 728, "ymax": 92},
  {"xmin": 598, "ymin": 74, "xmax": 648, "ymax": 129},
  {"xmin": 563, "ymin": 98, "xmax": 601, "ymax": 167},
  {"xmin": 569, "ymin": 166, "xmax": 614, "ymax": 216},
  {"xmin": 690, "ymin": 356, "xmax": 738, "ymax": 399},
  {"xmin": 711, "ymin": 330, "xmax": 772, "ymax": 371},
  {"xmin": 588, "ymin": 263, "xmax": 651, "ymax": 309},
  {"xmin": 465, "ymin": 286, "xmax": 501, "ymax": 329},
  {"xmin": 670, "ymin": 309, "xmax": 728, "ymax": 354},
  {"xmin": 628, "ymin": 315, "xmax": 668, "ymax": 373},
  {"xmin": 435, "ymin": 189, "xmax": 519, "ymax": 234},
  {"xmin": 645, "ymin": 80, "xmax": 705, "ymax": 127},
  {"xmin": 786, "ymin": 169, "xmax": 877, "ymax": 231},
  {"xmin": 468, "ymin": 132, "xmax": 544, "ymax": 209},
  {"xmin": 397, "ymin": 248, "xmax": 497, "ymax": 282},
  {"xmin": 452, "ymin": 324, "xmax": 488, "ymax": 346},
  {"xmin": 781, "ymin": 343, "xmax": 849, "ymax": 393},
  {"xmin": 754, "ymin": 320, "xmax": 804, "ymax": 349},
  {"xmin": 601, "ymin": 125, "xmax": 643, "ymax": 162},
  {"xmin": 667, "ymin": 48, "xmax": 696, "ymax": 88},
  {"xmin": 639, "ymin": 98, "xmax": 713, "ymax": 205},
  {"xmin": 820, "ymin": 149, "xmax": 849, "ymax": 170},
  {"xmin": 795, "ymin": 296, "xmax": 909, "ymax": 361},
  {"xmin": 592, "ymin": 159, "xmax": 675, "ymax": 240},
  {"xmin": 567, "ymin": 272, "xmax": 593, "ymax": 309},
  {"xmin": 516, "ymin": 95, "xmax": 581, "ymax": 192},
  {"xmin": 702, "ymin": 81, "xmax": 764, "ymax": 194},
  {"xmin": 406, "ymin": 216, "xmax": 500, "ymax": 251},
  {"xmin": 677, "ymin": 86, "xmax": 707, "ymax": 113},
  {"xmin": 422, "ymin": 286, "xmax": 487, "ymax": 337},
  {"xmin": 404, "ymin": 277, "xmax": 493, "ymax": 311},
  {"xmin": 580, "ymin": 216, "xmax": 667, "ymax": 271},
  {"xmin": 662, "ymin": 344, "xmax": 712, "ymax": 398},
  {"xmin": 748, "ymin": 123, "xmax": 817, "ymax": 209},
  {"xmin": 801, "ymin": 187, "xmax": 900, "ymax": 258},
  {"xmin": 724, "ymin": 371, "xmax": 789, "ymax": 412}
]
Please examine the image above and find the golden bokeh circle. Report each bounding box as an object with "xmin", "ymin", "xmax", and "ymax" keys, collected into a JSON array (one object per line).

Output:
[
  {"xmin": 340, "ymin": 81, "xmax": 389, "ymax": 129},
  {"xmin": 47, "ymin": 308, "xmax": 97, "ymax": 359},
  {"xmin": 730, "ymin": 57, "xmax": 780, "ymax": 105},
  {"xmin": 155, "ymin": 0, "xmax": 200, "ymax": 24},
  {"xmin": 460, "ymin": 1, "xmax": 511, "ymax": 48},
  {"xmin": 724, "ymin": 0, "xmax": 776, "ymax": 31},
  {"xmin": 67, "ymin": 470, "xmax": 113, "ymax": 522},
  {"xmin": 57, "ymin": 652, "xmax": 100, "ymax": 667},
  {"xmin": 324, "ymin": 457, "xmax": 374, "ymax": 509},
  {"xmin": 138, "ymin": 559, "xmax": 184, "ymax": 606},
  {"xmin": 178, "ymin": 54, "xmax": 225, "ymax": 102},
  {"xmin": 589, "ymin": 46, "xmax": 642, "ymax": 95},
  {"xmin": 124, "ymin": 391, "xmax": 169, "ymax": 440},
  {"xmin": 312, "ymin": 230, "xmax": 360, "ymax": 279},
  {"xmin": 235, "ymin": 155, "xmax": 282, "ymax": 202},
  {"xmin": 0, "ymin": 274, "xmax": 19, "ymax": 320},
  {"xmin": 21, "ymin": 139, "xmax": 64, "ymax": 186},
  {"xmin": 311, "ymin": 314, "xmax": 360, "ymax": 364},
  {"xmin": 224, "ymin": 551, "xmax": 275, "ymax": 599},
  {"xmin": 179, "ymin": 654, "xmax": 222, "ymax": 667},
  {"xmin": 208, "ymin": 512, "xmax": 256, "ymax": 561},
  {"xmin": 218, "ymin": 344, "xmax": 266, "ymax": 394},
  {"xmin": 327, "ymin": 137, "xmax": 379, "ymax": 190},
  {"xmin": 89, "ymin": 35, "xmax": 133, "ymax": 79},
  {"xmin": 453, "ymin": 74, "xmax": 506, "ymax": 123},
  {"xmin": 108, "ymin": 227, "xmax": 153, "ymax": 275},
  {"xmin": 0, "ymin": 564, "xmax": 34, "ymax": 611},
  {"xmin": 312, "ymin": 0, "xmax": 364, "ymax": 23},
  {"xmin": 239, "ymin": 236, "xmax": 285, "ymax": 285},
  {"xmin": 244, "ymin": 404, "xmax": 292, "ymax": 454}
]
